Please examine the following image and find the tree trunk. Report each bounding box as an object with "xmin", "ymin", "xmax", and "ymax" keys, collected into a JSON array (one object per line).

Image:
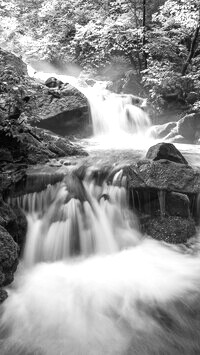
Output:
[{"xmin": 142, "ymin": 0, "xmax": 147, "ymax": 69}]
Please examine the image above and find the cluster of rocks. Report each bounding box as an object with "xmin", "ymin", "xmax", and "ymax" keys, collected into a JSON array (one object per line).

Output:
[
  {"xmin": 0, "ymin": 48, "xmax": 91, "ymax": 302},
  {"xmin": 150, "ymin": 112, "xmax": 200, "ymax": 144},
  {"xmin": 125, "ymin": 143, "xmax": 199, "ymax": 243}
]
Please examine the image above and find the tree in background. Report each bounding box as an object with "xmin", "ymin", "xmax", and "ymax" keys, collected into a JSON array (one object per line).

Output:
[{"xmin": 143, "ymin": 0, "xmax": 200, "ymax": 110}]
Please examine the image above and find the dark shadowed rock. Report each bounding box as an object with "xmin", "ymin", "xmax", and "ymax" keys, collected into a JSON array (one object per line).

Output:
[
  {"xmin": 0, "ymin": 197, "xmax": 18, "ymax": 239},
  {"xmin": 0, "ymin": 289, "xmax": 8, "ymax": 303},
  {"xmin": 146, "ymin": 142, "xmax": 188, "ymax": 164},
  {"xmin": 11, "ymin": 206, "xmax": 27, "ymax": 251},
  {"xmin": 166, "ymin": 192, "xmax": 190, "ymax": 218},
  {"xmin": 0, "ymin": 226, "xmax": 18, "ymax": 287},
  {"xmin": 45, "ymin": 77, "xmax": 63, "ymax": 88},
  {"xmin": 177, "ymin": 113, "xmax": 200, "ymax": 142},
  {"xmin": 144, "ymin": 216, "xmax": 196, "ymax": 244}
]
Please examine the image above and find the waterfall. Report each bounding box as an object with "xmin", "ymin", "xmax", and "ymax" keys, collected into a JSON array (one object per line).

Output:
[
  {"xmin": 27, "ymin": 66, "xmax": 152, "ymax": 148},
  {"xmin": 9, "ymin": 171, "xmax": 140, "ymax": 266},
  {"xmin": 2, "ymin": 67, "xmax": 200, "ymax": 354}
]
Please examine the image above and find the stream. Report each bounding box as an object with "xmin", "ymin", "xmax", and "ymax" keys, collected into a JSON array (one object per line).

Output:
[{"xmin": 1, "ymin": 68, "xmax": 200, "ymax": 354}]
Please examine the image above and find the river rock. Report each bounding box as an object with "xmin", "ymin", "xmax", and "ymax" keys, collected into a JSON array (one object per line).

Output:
[
  {"xmin": 146, "ymin": 142, "xmax": 188, "ymax": 164},
  {"xmin": 29, "ymin": 83, "xmax": 90, "ymax": 137},
  {"xmin": 177, "ymin": 113, "xmax": 200, "ymax": 142},
  {"xmin": 125, "ymin": 159, "xmax": 200, "ymax": 194},
  {"xmin": 166, "ymin": 192, "xmax": 190, "ymax": 218},
  {"xmin": 150, "ymin": 122, "xmax": 177, "ymax": 139},
  {"xmin": 144, "ymin": 216, "xmax": 196, "ymax": 244},
  {"xmin": 0, "ymin": 225, "xmax": 18, "ymax": 288},
  {"xmin": 45, "ymin": 77, "xmax": 63, "ymax": 88}
]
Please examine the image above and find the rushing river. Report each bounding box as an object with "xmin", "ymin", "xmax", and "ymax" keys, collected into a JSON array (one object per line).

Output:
[{"xmin": 1, "ymin": 68, "xmax": 200, "ymax": 354}]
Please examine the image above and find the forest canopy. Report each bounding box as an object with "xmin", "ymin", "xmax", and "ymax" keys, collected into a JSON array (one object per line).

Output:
[{"xmin": 0, "ymin": 0, "xmax": 199, "ymax": 111}]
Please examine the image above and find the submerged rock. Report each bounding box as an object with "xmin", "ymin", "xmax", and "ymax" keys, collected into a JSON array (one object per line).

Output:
[{"xmin": 146, "ymin": 142, "xmax": 188, "ymax": 165}]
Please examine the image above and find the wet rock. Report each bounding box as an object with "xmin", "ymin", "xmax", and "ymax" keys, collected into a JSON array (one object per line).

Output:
[
  {"xmin": 166, "ymin": 192, "xmax": 190, "ymax": 218},
  {"xmin": 0, "ymin": 197, "xmax": 18, "ymax": 239},
  {"xmin": 150, "ymin": 122, "xmax": 177, "ymax": 140},
  {"xmin": 45, "ymin": 77, "xmax": 63, "ymax": 88},
  {"xmin": 0, "ymin": 226, "xmax": 18, "ymax": 286},
  {"xmin": 11, "ymin": 206, "xmax": 27, "ymax": 251},
  {"xmin": 85, "ymin": 79, "xmax": 96, "ymax": 86},
  {"xmin": 177, "ymin": 113, "xmax": 200, "ymax": 142},
  {"xmin": 0, "ymin": 289, "xmax": 8, "ymax": 303},
  {"xmin": 125, "ymin": 159, "xmax": 200, "ymax": 194},
  {"xmin": 146, "ymin": 142, "xmax": 188, "ymax": 165},
  {"xmin": 0, "ymin": 196, "xmax": 27, "ymax": 251},
  {"xmin": 32, "ymin": 84, "xmax": 90, "ymax": 137},
  {"xmin": 144, "ymin": 216, "xmax": 196, "ymax": 244}
]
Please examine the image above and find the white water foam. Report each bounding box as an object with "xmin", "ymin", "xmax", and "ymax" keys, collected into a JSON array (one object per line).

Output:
[{"xmin": 1, "ymin": 239, "xmax": 200, "ymax": 355}]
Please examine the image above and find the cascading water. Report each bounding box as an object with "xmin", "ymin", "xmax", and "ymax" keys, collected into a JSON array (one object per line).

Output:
[
  {"xmin": 2, "ymin": 168, "xmax": 200, "ymax": 355},
  {"xmin": 2, "ymin": 66, "xmax": 200, "ymax": 354},
  {"xmin": 8, "ymin": 171, "xmax": 140, "ymax": 266},
  {"xmin": 27, "ymin": 66, "xmax": 153, "ymax": 149}
]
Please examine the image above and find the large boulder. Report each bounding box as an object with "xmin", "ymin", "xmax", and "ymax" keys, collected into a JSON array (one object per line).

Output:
[
  {"xmin": 0, "ymin": 48, "xmax": 91, "ymax": 139},
  {"xmin": 177, "ymin": 113, "xmax": 200, "ymax": 142},
  {"xmin": 146, "ymin": 142, "xmax": 188, "ymax": 165},
  {"xmin": 30, "ymin": 84, "xmax": 91, "ymax": 137}
]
